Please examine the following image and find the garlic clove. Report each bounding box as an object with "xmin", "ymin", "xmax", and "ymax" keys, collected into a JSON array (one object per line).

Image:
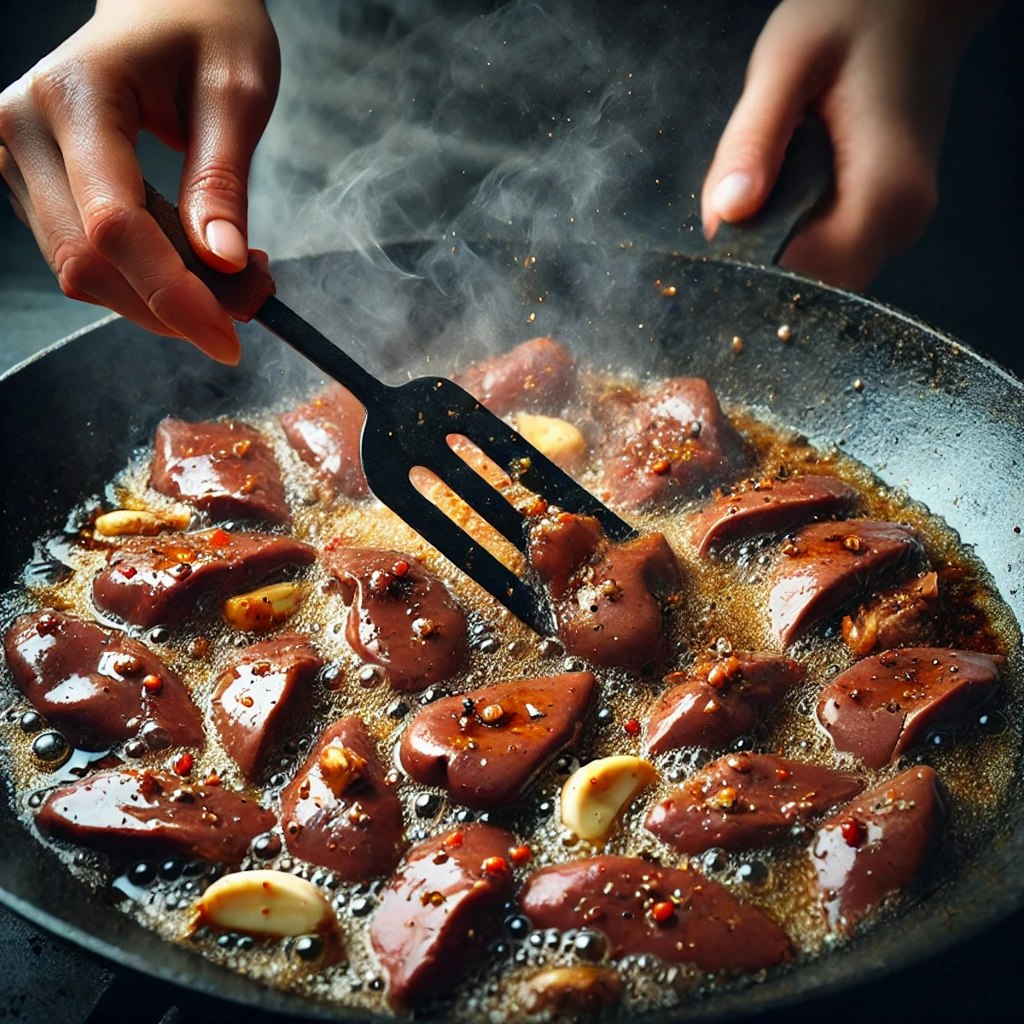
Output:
[
  {"xmin": 223, "ymin": 582, "xmax": 305, "ymax": 631},
  {"xmin": 560, "ymin": 755, "xmax": 658, "ymax": 843},
  {"xmin": 514, "ymin": 413, "xmax": 587, "ymax": 471},
  {"xmin": 94, "ymin": 507, "xmax": 190, "ymax": 537},
  {"xmin": 195, "ymin": 868, "xmax": 334, "ymax": 937}
]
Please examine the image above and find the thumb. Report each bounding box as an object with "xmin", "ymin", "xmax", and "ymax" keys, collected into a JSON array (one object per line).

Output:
[
  {"xmin": 177, "ymin": 81, "xmax": 275, "ymax": 273},
  {"xmin": 702, "ymin": 16, "xmax": 838, "ymax": 239}
]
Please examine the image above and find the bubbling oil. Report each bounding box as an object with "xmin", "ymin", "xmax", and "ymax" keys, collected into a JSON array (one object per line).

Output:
[{"xmin": 0, "ymin": 370, "xmax": 1021, "ymax": 1021}]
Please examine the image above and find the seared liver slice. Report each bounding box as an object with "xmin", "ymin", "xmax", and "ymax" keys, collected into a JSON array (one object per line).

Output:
[
  {"xmin": 281, "ymin": 716, "xmax": 404, "ymax": 882},
  {"xmin": 528, "ymin": 510, "xmax": 682, "ymax": 672},
  {"xmin": 92, "ymin": 529, "xmax": 315, "ymax": 629},
  {"xmin": 521, "ymin": 855, "xmax": 791, "ymax": 973},
  {"xmin": 647, "ymin": 652, "xmax": 804, "ymax": 754},
  {"xmin": 808, "ymin": 766, "xmax": 945, "ymax": 932},
  {"xmin": 212, "ymin": 634, "xmax": 323, "ymax": 780},
  {"xmin": 645, "ymin": 752, "xmax": 864, "ymax": 854},
  {"xmin": 279, "ymin": 383, "xmax": 369, "ymax": 499},
  {"xmin": 454, "ymin": 337, "xmax": 576, "ymax": 415},
  {"xmin": 817, "ymin": 647, "xmax": 1001, "ymax": 768},
  {"xmin": 4, "ymin": 610, "xmax": 203, "ymax": 750},
  {"xmin": 600, "ymin": 377, "xmax": 747, "ymax": 510},
  {"xmin": 36, "ymin": 769, "xmax": 274, "ymax": 863},
  {"xmin": 841, "ymin": 572, "xmax": 942, "ymax": 656},
  {"xmin": 769, "ymin": 519, "xmax": 923, "ymax": 645},
  {"xmin": 370, "ymin": 823, "xmax": 516, "ymax": 1008},
  {"xmin": 324, "ymin": 547, "xmax": 467, "ymax": 692},
  {"xmin": 689, "ymin": 474, "xmax": 856, "ymax": 556},
  {"xmin": 150, "ymin": 418, "xmax": 290, "ymax": 525},
  {"xmin": 400, "ymin": 672, "xmax": 597, "ymax": 809}
]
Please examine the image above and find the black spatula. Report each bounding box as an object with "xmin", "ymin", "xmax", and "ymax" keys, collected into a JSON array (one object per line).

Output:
[{"xmin": 146, "ymin": 186, "xmax": 636, "ymax": 635}]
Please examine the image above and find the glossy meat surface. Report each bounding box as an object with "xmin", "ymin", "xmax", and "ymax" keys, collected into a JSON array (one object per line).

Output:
[{"xmin": 5, "ymin": 610, "xmax": 203, "ymax": 749}]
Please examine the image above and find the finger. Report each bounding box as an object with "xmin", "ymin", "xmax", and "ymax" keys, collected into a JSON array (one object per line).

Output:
[
  {"xmin": 778, "ymin": 102, "xmax": 938, "ymax": 291},
  {"xmin": 701, "ymin": 17, "xmax": 840, "ymax": 239},
  {"xmin": 1, "ymin": 135, "xmax": 186, "ymax": 337},
  {"xmin": 177, "ymin": 67, "xmax": 279, "ymax": 273},
  {"xmin": 46, "ymin": 95, "xmax": 242, "ymax": 363}
]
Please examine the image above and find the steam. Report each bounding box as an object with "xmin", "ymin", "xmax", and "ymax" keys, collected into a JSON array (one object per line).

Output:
[{"xmin": 250, "ymin": 0, "xmax": 766, "ymax": 379}]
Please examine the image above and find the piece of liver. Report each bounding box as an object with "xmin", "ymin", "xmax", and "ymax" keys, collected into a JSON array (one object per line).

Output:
[
  {"xmin": 453, "ymin": 337, "xmax": 576, "ymax": 416},
  {"xmin": 645, "ymin": 752, "xmax": 864, "ymax": 854},
  {"xmin": 689, "ymin": 474, "xmax": 856, "ymax": 556},
  {"xmin": 528, "ymin": 510, "xmax": 683, "ymax": 672},
  {"xmin": 521, "ymin": 855, "xmax": 791, "ymax": 973},
  {"xmin": 279, "ymin": 383, "xmax": 369, "ymax": 499},
  {"xmin": 36, "ymin": 769, "xmax": 274, "ymax": 863},
  {"xmin": 817, "ymin": 647, "xmax": 1001, "ymax": 768},
  {"xmin": 212, "ymin": 634, "xmax": 323, "ymax": 780},
  {"xmin": 647, "ymin": 652, "xmax": 805, "ymax": 754},
  {"xmin": 807, "ymin": 765, "xmax": 945, "ymax": 932},
  {"xmin": 280, "ymin": 716, "xmax": 405, "ymax": 882},
  {"xmin": 599, "ymin": 377, "xmax": 748, "ymax": 510},
  {"xmin": 150, "ymin": 418, "xmax": 290, "ymax": 525},
  {"xmin": 370, "ymin": 823, "xmax": 516, "ymax": 1008},
  {"xmin": 399, "ymin": 671, "xmax": 598, "ymax": 808},
  {"xmin": 324, "ymin": 547, "xmax": 467, "ymax": 692},
  {"xmin": 841, "ymin": 572, "xmax": 942, "ymax": 656},
  {"xmin": 768, "ymin": 519, "xmax": 923, "ymax": 646},
  {"xmin": 92, "ymin": 529, "xmax": 315, "ymax": 629},
  {"xmin": 4, "ymin": 610, "xmax": 203, "ymax": 750}
]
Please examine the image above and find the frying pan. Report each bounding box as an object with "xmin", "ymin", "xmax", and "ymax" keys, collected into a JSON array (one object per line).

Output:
[{"xmin": 1, "ymin": 197, "xmax": 1023, "ymax": 1019}]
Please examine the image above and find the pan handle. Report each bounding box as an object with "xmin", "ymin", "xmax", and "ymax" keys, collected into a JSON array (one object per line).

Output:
[{"xmin": 707, "ymin": 116, "xmax": 832, "ymax": 267}]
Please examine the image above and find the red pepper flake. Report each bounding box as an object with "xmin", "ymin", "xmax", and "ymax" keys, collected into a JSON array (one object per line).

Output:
[
  {"xmin": 393, "ymin": 559, "xmax": 410, "ymax": 577},
  {"xmin": 204, "ymin": 772, "xmax": 222, "ymax": 787},
  {"xmin": 509, "ymin": 845, "xmax": 532, "ymax": 866},
  {"xmin": 839, "ymin": 817, "xmax": 867, "ymax": 848},
  {"xmin": 173, "ymin": 753, "xmax": 194, "ymax": 776},
  {"xmin": 651, "ymin": 900, "xmax": 675, "ymax": 924},
  {"xmin": 482, "ymin": 856, "xmax": 511, "ymax": 881},
  {"xmin": 623, "ymin": 717, "xmax": 641, "ymax": 736},
  {"xmin": 118, "ymin": 564, "xmax": 138, "ymax": 579},
  {"xmin": 209, "ymin": 528, "xmax": 231, "ymax": 549},
  {"xmin": 443, "ymin": 830, "xmax": 464, "ymax": 850},
  {"xmin": 142, "ymin": 674, "xmax": 163, "ymax": 694},
  {"xmin": 650, "ymin": 457, "xmax": 671, "ymax": 476},
  {"xmin": 138, "ymin": 771, "xmax": 162, "ymax": 799},
  {"xmin": 35, "ymin": 613, "xmax": 61, "ymax": 636}
]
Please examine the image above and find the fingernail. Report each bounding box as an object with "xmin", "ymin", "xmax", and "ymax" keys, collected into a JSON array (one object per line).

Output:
[
  {"xmin": 205, "ymin": 219, "xmax": 248, "ymax": 268},
  {"xmin": 712, "ymin": 171, "xmax": 756, "ymax": 222},
  {"xmin": 192, "ymin": 325, "xmax": 241, "ymax": 366}
]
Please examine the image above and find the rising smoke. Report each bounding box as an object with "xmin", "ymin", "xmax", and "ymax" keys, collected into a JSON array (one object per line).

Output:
[{"xmin": 249, "ymin": 0, "xmax": 770, "ymax": 377}]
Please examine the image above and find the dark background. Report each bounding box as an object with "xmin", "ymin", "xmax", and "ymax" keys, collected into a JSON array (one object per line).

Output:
[{"xmin": 0, "ymin": 2, "xmax": 1021, "ymax": 1022}]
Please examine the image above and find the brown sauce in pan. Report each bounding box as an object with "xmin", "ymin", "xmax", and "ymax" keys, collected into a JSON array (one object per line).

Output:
[{"xmin": 1, "ymin": 365, "xmax": 1021, "ymax": 1020}]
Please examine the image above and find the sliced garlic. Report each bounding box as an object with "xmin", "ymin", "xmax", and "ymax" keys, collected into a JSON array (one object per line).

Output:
[
  {"xmin": 319, "ymin": 743, "xmax": 368, "ymax": 797},
  {"xmin": 196, "ymin": 869, "xmax": 333, "ymax": 937},
  {"xmin": 560, "ymin": 755, "xmax": 657, "ymax": 843},
  {"xmin": 514, "ymin": 413, "xmax": 587, "ymax": 471},
  {"xmin": 94, "ymin": 507, "xmax": 190, "ymax": 537},
  {"xmin": 518, "ymin": 965, "xmax": 624, "ymax": 1016},
  {"xmin": 223, "ymin": 582, "xmax": 305, "ymax": 631}
]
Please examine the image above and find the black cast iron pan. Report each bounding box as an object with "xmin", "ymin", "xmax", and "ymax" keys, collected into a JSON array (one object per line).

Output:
[{"xmin": 1, "ymin": 142, "xmax": 1023, "ymax": 1019}]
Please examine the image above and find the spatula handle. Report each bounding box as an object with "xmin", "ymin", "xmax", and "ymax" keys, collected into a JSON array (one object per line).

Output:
[
  {"xmin": 143, "ymin": 183, "xmax": 390, "ymax": 407},
  {"xmin": 142, "ymin": 183, "xmax": 275, "ymax": 322}
]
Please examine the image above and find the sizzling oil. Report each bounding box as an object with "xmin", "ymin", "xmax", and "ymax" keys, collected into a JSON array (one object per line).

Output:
[{"xmin": 0, "ymin": 373, "xmax": 1021, "ymax": 1021}]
